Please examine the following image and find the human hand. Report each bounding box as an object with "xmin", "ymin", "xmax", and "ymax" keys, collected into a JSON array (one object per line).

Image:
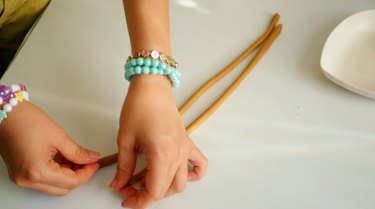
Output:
[
  {"xmin": 0, "ymin": 102, "xmax": 100, "ymax": 195},
  {"xmin": 110, "ymin": 75, "xmax": 208, "ymax": 209}
]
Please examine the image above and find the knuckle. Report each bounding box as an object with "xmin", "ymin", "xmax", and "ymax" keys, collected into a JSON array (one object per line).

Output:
[
  {"xmin": 55, "ymin": 190, "xmax": 70, "ymax": 196},
  {"xmin": 117, "ymin": 138, "xmax": 126, "ymax": 148},
  {"xmin": 65, "ymin": 180, "xmax": 78, "ymax": 190},
  {"xmin": 73, "ymin": 144, "xmax": 84, "ymax": 158},
  {"xmin": 116, "ymin": 162, "xmax": 132, "ymax": 180},
  {"xmin": 24, "ymin": 167, "xmax": 43, "ymax": 182},
  {"xmin": 196, "ymin": 173, "xmax": 204, "ymax": 180},
  {"xmin": 117, "ymin": 134, "xmax": 133, "ymax": 148},
  {"xmin": 117, "ymin": 141, "xmax": 133, "ymax": 154},
  {"xmin": 11, "ymin": 174, "xmax": 27, "ymax": 187},
  {"xmin": 117, "ymin": 160, "xmax": 129, "ymax": 173},
  {"xmin": 174, "ymin": 182, "xmax": 186, "ymax": 193},
  {"xmin": 197, "ymin": 164, "xmax": 208, "ymax": 180},
  {"xmin": 147, "ymin": 190, "xmax": 164, "ymax": 200}
]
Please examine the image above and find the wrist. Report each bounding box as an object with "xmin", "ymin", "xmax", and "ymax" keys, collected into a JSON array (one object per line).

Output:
[
  {"xmin": 124, "ymin": 51, "xmax": 181, "ymax": 88},
  {"xmin": 125, "ymin": 75, "xmax": 178, "ymax": 109},
  {"xmin": 129, "ymin": 75, "xmax": 173, "ymax": 92},
  {"xmin": 0, "ymin": 84, "xmax": 30, "ymax": 126}
]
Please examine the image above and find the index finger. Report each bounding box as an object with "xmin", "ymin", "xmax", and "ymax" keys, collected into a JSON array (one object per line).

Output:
[
  {"xmin": 122, "ymin": 155, "xmax": 173, "ymax": 208},
  {"xmin": 41, "ymin": 161, "xmax": 99, "ymax": 190},
  {"xmin": 188, "ymin": 146, "xmax": 208, "ymax": 181}
]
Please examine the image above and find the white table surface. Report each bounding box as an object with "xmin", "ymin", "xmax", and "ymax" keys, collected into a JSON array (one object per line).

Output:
[{"xmin": 1, "ymin": 0, "xmax": 375, "ymax": 209}]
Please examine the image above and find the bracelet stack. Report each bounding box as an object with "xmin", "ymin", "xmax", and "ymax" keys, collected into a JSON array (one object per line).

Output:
[
  {"xmin": 124, "ymin": 49, "xmax": 181, "ymax": 88},
  {"xmin": 0, "ymin": 84, "xmax": 29, "ymax": 124}
]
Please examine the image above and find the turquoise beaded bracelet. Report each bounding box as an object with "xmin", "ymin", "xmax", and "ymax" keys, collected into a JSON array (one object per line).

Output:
[{"xmin": 124, "ymin": 57, "xmax": 181, "ymax": 88}]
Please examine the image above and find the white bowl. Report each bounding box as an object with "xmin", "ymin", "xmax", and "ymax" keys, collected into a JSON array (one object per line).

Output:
[{"xmin": 321, "ymin": 10, "xmax": 375, "ymax": 99}]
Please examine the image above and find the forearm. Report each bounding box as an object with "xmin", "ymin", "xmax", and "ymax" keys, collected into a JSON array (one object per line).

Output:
[{"xmin": 123, "ymin": 0, "xmax": 171, "ymax": 55}]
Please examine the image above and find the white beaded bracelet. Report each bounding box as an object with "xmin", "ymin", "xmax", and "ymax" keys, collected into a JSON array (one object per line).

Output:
[{"xmin": 0, "ymin": 84, "xmax": 29, "ymax": 124}]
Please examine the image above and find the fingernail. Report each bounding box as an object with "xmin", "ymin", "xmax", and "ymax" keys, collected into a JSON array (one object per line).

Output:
[
  {"xmin": 88, "ymin": 151, "xmax": 101, "ymax": 159},
  {"xmin": 109, "ymin": 178, "xmax": 118, "ymax": 190}
]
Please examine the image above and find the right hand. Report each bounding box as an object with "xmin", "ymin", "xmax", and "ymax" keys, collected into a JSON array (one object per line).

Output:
[
  {"xmin": 0, "ymin": 101, "xmax": 100, "ymax": 195},
  {"xmin": 110, "ymin": 76, "xmax": 208, "ymax": 209}
]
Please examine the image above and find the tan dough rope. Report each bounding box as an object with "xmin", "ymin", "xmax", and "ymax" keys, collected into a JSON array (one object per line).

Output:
[
  {"xmin": 178, "ymin": 13, "xmax": 280, "ymax": 115},
  {"xmin": 98, "ymin": 14, "xmax": 283, "ymax": 186},
  {"xmin": 186, "ymin": 24, "xmax": 282, "ymax": 133}
]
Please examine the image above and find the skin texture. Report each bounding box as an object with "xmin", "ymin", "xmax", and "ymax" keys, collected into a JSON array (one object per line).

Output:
[
  {"xmin": 0, "ymin": 102, "xmax": 100, "ymax": 195},
  {"xmin": 123, "ymin": 0, "xmax": 171, "ymax": 55}
]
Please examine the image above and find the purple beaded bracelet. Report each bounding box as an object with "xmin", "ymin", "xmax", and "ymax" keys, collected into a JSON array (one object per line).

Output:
[{"xmin": 0, "ymin": 84, "xmax": 29, "ymax": 124}]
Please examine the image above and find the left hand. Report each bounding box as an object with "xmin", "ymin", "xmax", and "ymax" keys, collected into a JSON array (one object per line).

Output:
[{"xmin": 0, "ymin": 101, "xmax": 100, "ymax": 195}]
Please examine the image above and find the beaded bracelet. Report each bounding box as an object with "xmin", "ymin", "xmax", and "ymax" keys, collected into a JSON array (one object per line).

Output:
[
  {"xmin": 128, "ymin": 49, "xmax": 179, "ymax": 68},
  {"xmin": 124, "ymin": 55, "xmax": 181, "ymax": 88},
  {"xmin": 0, "ymin": 84, "xmax": 29, "ymax": 124}
]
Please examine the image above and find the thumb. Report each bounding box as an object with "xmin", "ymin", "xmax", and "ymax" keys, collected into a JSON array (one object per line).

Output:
[
  {"xmin": 57, "ymin": 137, "xmax": 100, "ymax": 165},
  {"xmin": 110, "ymin": 136, "xmax": 137, "ymax": 190}
]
